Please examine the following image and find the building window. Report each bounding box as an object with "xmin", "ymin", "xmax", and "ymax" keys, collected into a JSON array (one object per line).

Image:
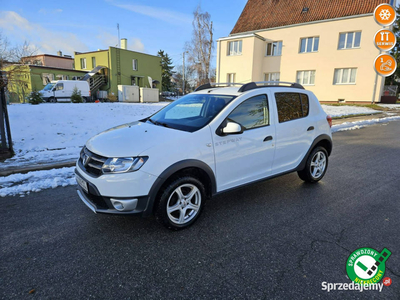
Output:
[
  {"xmin": 297, "ymin": 70, "xmax": 315, "ymax": 85},
  {"xmin": 338, "ymin": 32, "xmax": 361, "ymax": 49},
  {"xmin": 133, "ymin": 59, "xmax": 138, "ymax": 71},
  {"xmin": 227, "ymin": 73, "xmax": 236, "ymax": 84},
  {"xmin": 264, "ymin": 72, "xmax": 280, "ymax": 83},
  {"xmin": 334, "ymin": 68, "xmax": 357, "ymax": 84},
  {"xmin": 275, "ymin": 93, "xmax": 309, "ymax": 123},
  {"xmin": 80, "ymin": 58, "xmax": 86, "ymax": 69},
  {"xmin": 92, "ymin": 57, "xmax": 96, "ymax": 68},
  {"xmin": 300, "ymin": 37, "xmax": 319, "ymax": 53},
  {"xmin": 266, "ymin": 41, "xmax": 282, "ymax": 56},
  {"xmin": 228, "ymin": 95, "xmax": 269, "ymax": 129},
  {"xmin": 227, "ymin": 40, "xmax": 242, "ymax": 56},
  {"xmin": 42, "ymin": 73, "xmax": 54, "ymax": 85}
]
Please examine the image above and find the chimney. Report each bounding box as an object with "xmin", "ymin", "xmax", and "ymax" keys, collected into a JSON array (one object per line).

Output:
[
  {"xmin": 121, "ymin": 38, "xmax": 127, "ymax": 50},
  {"xmin": 57, "ymin": 50, "xmax": 62, "ymax": 56}
]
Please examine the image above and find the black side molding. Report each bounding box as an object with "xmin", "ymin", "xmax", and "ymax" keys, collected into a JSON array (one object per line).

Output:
[{"xmin": 143, "ymin": 159, "xmax": 217, "ymax": 217}]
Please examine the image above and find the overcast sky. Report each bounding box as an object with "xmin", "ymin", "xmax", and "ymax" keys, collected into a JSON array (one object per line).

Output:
[{"xmin": 0, "ymin": 0, "xmax": 247, "ymax": 68}]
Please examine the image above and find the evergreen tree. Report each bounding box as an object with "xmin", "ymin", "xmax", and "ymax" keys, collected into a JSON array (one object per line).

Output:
[{"xmin": 158, "ymin": 50, "xmax": 174, "ymax": 91}]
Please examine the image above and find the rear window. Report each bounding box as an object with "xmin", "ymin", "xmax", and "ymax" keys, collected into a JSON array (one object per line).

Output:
[{"xmin": 275, "ymin": 93, "xmax": 309, "ymax": 123}]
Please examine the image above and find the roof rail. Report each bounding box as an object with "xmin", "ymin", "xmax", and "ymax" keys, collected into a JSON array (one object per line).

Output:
[
  {"xmin": 238, "ymin": 81, "xmax": 304, "ymax": 92},
  {"xmin": 194, "ymin": 82, "xmax": 244, "ymax": 92}
]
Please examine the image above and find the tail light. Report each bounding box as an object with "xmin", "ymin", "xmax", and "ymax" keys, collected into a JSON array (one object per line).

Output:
[
  {"xmin": 89, "ymin": 90, "xmax": 91, "ymax": 96},
  {"xmin": 326, "ymin": 115, "xmax": 332, "ymax": 128}
]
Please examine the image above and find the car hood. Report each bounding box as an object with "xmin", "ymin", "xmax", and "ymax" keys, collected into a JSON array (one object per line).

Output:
[{"xmin": 86, "ymin": 121, "xmax": 191, "ymax": 157}]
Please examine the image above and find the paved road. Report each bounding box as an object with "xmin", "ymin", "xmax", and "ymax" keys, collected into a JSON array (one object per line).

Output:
[{"xmin": 1, "ymin": 121, "xmax": 400, "ymax": 299}]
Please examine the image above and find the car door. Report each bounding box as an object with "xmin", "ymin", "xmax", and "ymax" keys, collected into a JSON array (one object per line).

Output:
[
  {"xmin": 211, "ymin": 94, "xmax": 276, "ymax": 192},
  {"xmin": 54, "ymin": 83, "xmax": 65, "ymax": 101},
  {"xmin": 272, "ymin": 91, "xmax": 315, "ymax": 174}
]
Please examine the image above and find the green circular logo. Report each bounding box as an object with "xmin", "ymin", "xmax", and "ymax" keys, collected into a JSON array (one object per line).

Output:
[{"xmin": 346, "ymin": 247, "xmax": 391, "ymax": 285}]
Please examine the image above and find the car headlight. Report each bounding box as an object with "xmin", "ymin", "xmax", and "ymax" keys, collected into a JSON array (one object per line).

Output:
[{"xmin": 102, "ymin": 156, "xmax": 148, "ymax": 174}]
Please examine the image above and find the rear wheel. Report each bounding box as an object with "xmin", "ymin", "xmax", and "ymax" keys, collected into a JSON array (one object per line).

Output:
[
  {"xmin": 297, "ymin": 146, "xmax": 328, "ymax": 183},
  {"xmin": 155, "ymin": 176, "xmax": 206, "ymax": 230}
]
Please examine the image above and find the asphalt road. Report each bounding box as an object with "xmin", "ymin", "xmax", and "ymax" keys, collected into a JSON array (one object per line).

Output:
[{"xmin": 1, "ymin": 121, "xmax": 400, "ymax": 299}]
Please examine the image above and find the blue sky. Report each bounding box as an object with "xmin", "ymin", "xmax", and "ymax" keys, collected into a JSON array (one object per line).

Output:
[{"xmin": 0, "ymin": 0, "xmax": 247, "ymax": 68}]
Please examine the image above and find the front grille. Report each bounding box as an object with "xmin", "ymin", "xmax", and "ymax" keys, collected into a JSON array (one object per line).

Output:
[{"xmin": 80, "ymin": 147, "xmax": 107, "ymax": 177}]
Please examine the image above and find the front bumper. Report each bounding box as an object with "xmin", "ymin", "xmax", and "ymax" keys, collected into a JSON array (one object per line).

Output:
[{"xmin": 75, "ymin": 166, "xmax": 157, "ymax": 215}]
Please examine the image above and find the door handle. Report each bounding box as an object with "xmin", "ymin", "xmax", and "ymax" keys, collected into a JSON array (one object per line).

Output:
[
  {"xmin": 264, "ymin": 136, "xmax": 273, "ymax": 142},
  {"xmin": 307, "ymin": 126, "xmax": 314, "ymax": 131}
]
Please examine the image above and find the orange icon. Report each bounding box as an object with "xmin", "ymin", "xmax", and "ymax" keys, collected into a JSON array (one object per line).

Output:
[
  {"xmin": 374, "ymin": 29, "xmax": 396, "ymax": 51},
  {"xmin": 374, "ymin": 4, "xmax": 396, "ymax": 26},
  {"xmin": 374, "ymin": 54, "xmax": 397, "ymax": 77}
]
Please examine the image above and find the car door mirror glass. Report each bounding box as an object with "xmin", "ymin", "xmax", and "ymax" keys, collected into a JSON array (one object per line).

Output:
[{"xmin": 222, "ymin": 121, "xmax": 243, "ymax": 134}]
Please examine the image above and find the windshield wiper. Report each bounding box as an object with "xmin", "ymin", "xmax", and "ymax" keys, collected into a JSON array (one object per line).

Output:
[{"xmin": 148, "ymin": 119, "xmax": 170, "ymax": 128}]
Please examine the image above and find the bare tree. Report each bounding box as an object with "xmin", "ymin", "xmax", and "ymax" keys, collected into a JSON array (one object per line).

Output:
[
  {"xmin": 185, "ymin": 5, "xmax": 213, "ymax": 87},
  {"xmin": 0, "ymin": 32, "xmax": 38, "ymax": 102}
]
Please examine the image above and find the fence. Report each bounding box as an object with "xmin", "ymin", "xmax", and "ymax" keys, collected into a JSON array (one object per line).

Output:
[
  {"xmin": 383, "ymin": 85, "xmax": 398, "ymax": 97},
  {"xmin": 0, "ymin": 71, "xmax": 13, "ymax": 159}
]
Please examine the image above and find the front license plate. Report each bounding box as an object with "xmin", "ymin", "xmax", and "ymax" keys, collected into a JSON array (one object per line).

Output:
[{"xmin": 76, "ymin": 174, "xmax": 88, "ymax": 194}]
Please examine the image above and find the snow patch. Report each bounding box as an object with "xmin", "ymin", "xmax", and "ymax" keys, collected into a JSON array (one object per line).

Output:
[
  {"xmin": 332, "ymin": 116, "xmax": 400, "ymax": 132},
  {"xmin": 0, "ymin": 167, "xmax": 76, "ymax": 197},
  {"xmin": 321, "ymin": 105, "xmax": 381, "ymax": 117}
]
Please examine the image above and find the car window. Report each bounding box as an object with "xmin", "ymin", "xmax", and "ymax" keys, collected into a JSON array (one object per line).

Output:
[
  {"xmin": 300, "ymin": 94, "xmax": 309, "ymax": 117},
  {"xmin": 149, "ymin": 94, "xmax": 236, "ymax": 132},
  {"xmin": 56, "ymin": 83, "xmax": 64, "ymax": 91},
  {"xmin": 275, "ymin": 92, "xmax": 308, "ymax": 123},
  {"xmin": 228, "ymin": 95, "xmax": 269, "ymax": 130}
]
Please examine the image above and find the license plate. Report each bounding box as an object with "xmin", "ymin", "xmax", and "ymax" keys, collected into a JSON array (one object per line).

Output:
[{"xmin": 76, "ymin": 174, "xmax": 88, "ymax": 194}]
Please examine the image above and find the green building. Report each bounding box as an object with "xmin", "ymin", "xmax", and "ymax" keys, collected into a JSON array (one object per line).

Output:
[
  {"xmin": 5, "ymin": 64, "xmax": 87, "ymax": 103},
  {"xmin": 74, "ymin": 43, "xmax": 162, "ymax": 97}
]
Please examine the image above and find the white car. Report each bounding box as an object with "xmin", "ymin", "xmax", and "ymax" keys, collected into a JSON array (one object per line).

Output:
[{"xmin": 75, "ymin": 82, "xmax": 333, "ymax": 230}]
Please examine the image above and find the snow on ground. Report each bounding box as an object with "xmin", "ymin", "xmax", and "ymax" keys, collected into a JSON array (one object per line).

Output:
[
  {"xmin": 378, "ymin": 104, "xmax": 400, "ymax": 110},
  {"xmin": 321, "ymin": 105, "xmax": 381, "ymax": 117},
  {"xmin": 3, "ymin": 102, "xmax": 168, "ymax": 169},
  {"xmin": 0, "ymin": 167, "xmax": 75, "ymax": 197},
  {"xmin": 332, "ymin": 116, "xmax": 400, "ymax": 132}
]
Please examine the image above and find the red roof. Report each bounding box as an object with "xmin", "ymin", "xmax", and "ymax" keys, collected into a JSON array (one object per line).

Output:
[{"xmin": 231, "ymin": 0, "xmax": 390, "ymax": 34}]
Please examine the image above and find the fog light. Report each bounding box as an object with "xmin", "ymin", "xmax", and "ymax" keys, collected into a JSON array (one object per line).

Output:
[{"xmin": 110, "ymin": 198, "xmax": 138, "ymax": 211}]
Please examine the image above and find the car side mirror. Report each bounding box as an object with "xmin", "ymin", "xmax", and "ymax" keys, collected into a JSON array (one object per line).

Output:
[{"xmin": 222, "ymin": 121, "xmax": 243, "ymax": 135}]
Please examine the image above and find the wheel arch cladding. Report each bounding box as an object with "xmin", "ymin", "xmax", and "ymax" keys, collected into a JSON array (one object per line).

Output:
[
  {"xmin": 297, "ymin": 134, "xmax": 332, "ymax": 171},
  {"xmin": 143, "ymin": 159, "xmax": 216, "ymax": 216}
]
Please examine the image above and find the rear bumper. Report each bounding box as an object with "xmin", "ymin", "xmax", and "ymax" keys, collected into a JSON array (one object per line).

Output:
[{"xmin": 75, "ymin": 168, "xmax": 151, "ymax": 215}]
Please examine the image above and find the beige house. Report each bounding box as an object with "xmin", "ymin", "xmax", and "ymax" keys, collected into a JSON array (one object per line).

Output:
[
  {"xmin": 216, "ymin": 0, "xmax": 392, "ymax": 103},
  {"xmin": 20, "ymin": 52, "xmax": 74, "ymax": 69}
]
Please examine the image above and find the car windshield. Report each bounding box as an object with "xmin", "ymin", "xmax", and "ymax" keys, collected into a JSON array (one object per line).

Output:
[
  {"xmin": 148, "ymin": 94, "xmax": 236, "ymax": 132},
  {"xmin": 43, "ymin": 83, "xmax": 55, "ymax": 91}
]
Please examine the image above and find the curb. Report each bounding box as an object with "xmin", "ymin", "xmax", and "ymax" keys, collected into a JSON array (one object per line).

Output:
[{"xmin": 0, "ymin": 161, "xmax": 76, "ymax": 177}]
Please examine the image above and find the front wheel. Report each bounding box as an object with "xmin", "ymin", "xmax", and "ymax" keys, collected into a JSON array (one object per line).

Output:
[
  {"xmin": 297, "ymin": 146, "xmax": 328, "ymax": 183},
  {"xmin": 155, "ymin": 176, "xmax": 206, "ymax": 230},
  {"xmin": 49, "ymin": 97, "xmax": 57, "ymax": 103}
]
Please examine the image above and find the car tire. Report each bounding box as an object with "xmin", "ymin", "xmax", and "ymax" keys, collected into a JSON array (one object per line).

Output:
[
  {"xmin": 297, "ymin": 146, "xmax": 328, "ymax": 183},
  {"xmin": 49, "ymin": 97, "xmax": 57, "ymax": 103},
  {"xmin": 155, "ymin": 176, "xmax": 206, "ymax": 230}
]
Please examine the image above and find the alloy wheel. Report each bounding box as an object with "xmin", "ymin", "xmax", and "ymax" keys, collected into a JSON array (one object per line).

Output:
[{"xmin": 166, "ymin": 184, "xmax": 201, "ymax": 225}]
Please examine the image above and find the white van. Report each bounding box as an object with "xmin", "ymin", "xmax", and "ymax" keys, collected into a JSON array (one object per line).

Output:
[{"xmin": 40, "ymin": 80, "xmax": 90, "ymax": 103}]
